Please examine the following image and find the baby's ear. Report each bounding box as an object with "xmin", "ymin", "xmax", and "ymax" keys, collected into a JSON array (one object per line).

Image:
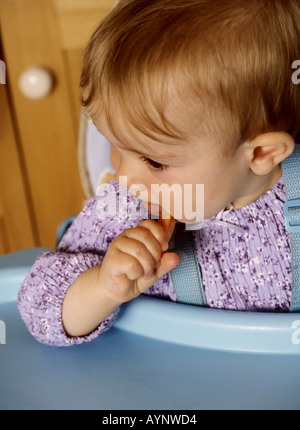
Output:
[{"xmin": 248, "ymin": 132, "xmax": 295, "ymax": 175}]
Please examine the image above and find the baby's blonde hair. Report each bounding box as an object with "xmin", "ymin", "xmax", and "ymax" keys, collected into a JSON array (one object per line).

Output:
[{"xmin": 81, "ymin": 0, "xmax": 300, "ymax": 155}]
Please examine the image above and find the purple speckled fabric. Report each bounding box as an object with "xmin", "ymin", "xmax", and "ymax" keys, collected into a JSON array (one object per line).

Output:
[
  {"xmin": 195, "ymin": 176, "xmax": 291, "ymax": 311},
  {"xmin": 17, "ymin": 177, "xmax": 291, "ymax": 346}
]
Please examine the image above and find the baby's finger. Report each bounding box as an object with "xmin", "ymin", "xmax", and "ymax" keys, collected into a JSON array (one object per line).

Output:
[
  {"xmin": 123, "ymin": 224, "xmax": 164, "ymax": 265},
  {"xmin": 115, "ymin": 251, "xmax": 145, "ymax": 281},
  {"xmin": 155, "ymin": 251, "xmax": 179, "ymax": 279},
  {"xmin": 136, "ymin": 219, "xmax": 170, "ymax": 251},
  {"xmin": 114, "ymin": 236, "xmax": 158, "ymax": 279},
  {"xmin": 137, "ymin": 251, "xmax": 179, "ymax": 293}
]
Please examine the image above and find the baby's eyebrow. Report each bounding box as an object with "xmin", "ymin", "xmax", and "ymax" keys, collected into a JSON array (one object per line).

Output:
[
  {"xmin": 122, "ymin": 145, "xmax": 177, "ymax": 160},
  {"xmin": 91, "ymin": 117, "xmax": 179, "ymax": 159}
]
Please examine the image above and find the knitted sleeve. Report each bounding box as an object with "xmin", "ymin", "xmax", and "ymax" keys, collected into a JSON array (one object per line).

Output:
[{"xmin": 17, "ymin": 181, "xmax": 144, "ymax": 346}]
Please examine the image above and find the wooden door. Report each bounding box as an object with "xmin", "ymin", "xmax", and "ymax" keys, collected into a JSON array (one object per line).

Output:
[
  {"xmin": 0, "ymin": 83, "xmax": 36, "ymax": 254},
  {"xmin": 0, "ymin": 0, "xmax": 115, "ymax": 253},
  {"xmin": 0, "ymin": 0, "xmax": 84, "ymax": 251}
]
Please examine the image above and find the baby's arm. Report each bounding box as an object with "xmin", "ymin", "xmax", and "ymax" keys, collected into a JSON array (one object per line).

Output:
[
  {"xmin": 62, "ymin": 219, "xmax": 178, "ymax": 337},
  {"xmin": 17, "ymin": 194, "xmax": 119, "ymax": 346},
  {"xmin": 17, "ymin": 181, "xmax": 178, "ymax": 346}
]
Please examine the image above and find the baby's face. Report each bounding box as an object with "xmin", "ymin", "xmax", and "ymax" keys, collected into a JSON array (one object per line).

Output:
[{"xmin": 91, "ymin": 113, "xmax": 251, "ymax": 223}]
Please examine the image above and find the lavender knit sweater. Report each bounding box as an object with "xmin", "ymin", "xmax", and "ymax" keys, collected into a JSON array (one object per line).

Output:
[{"xmin": 17, "ymin": 177, "xmax": 291, "ymax": 346}]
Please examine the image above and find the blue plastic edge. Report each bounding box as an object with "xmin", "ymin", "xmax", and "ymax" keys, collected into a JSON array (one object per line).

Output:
[
  {"xmin": 1, "ymin": 248, "xmax": 300, "ymax": 355},
  {"xmin": 114, "ymin": 297, "xmax": 300, "ymax": 355}
]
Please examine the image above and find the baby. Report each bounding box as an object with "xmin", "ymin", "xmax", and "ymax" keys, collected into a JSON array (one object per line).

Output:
[{"xmin": 17, "ymin": 0, "xmax": 300, "ymax": 346}]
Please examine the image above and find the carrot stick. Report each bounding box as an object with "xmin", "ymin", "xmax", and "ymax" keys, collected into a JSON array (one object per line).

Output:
[{"xmin": 157, "ymin": 215, "xmax": 175, "ymax": 241}]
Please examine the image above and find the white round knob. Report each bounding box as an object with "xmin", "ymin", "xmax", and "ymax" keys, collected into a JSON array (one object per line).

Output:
[{"xmin": 19, "ymin": 66, "xmax": 53, "ymax": 99}]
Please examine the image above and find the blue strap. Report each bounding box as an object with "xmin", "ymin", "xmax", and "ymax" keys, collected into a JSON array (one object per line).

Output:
[
  {"xmin": 169, "ymin": 223, "xmax": 206, "ymax": 306},
  {"xmin": 282, "ymin": 145, "xmax": 300, "ymax": 312}
]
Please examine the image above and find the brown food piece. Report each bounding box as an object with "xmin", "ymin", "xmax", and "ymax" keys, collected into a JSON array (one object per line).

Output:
[
  {"xmin": 157, "ymin": 217, "xmax": 172, "ymax": 230},
  {"xmin": 158, "ymin": 215, "xmax": 175, "ymax": 241}
]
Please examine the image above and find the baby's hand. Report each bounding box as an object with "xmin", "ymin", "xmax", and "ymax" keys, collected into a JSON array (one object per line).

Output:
[{"xmin": 99, "ymin": 219, "xmax": 179, "ymax": 305}]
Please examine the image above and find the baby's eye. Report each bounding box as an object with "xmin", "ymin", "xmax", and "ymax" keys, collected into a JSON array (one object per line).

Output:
[{"xmin": 139, "ymin": 156, "xmax": 169, "ymax": 171}]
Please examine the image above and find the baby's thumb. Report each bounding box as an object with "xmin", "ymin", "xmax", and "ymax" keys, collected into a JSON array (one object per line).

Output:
[
  {"xmin": 155, "ymin": 251, "xmax": 179, "ymax": 279},
  {"xmin": 138, "ymin": 251, "xmax": 179, "ymax": 293}
]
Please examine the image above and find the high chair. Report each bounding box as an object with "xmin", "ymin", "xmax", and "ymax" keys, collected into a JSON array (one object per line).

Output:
[{"xmin": 0, "ymin": 108, "xmax": 300, "ymax": 410}]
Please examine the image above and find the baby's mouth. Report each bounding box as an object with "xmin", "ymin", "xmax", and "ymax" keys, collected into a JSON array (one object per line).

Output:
[{"xmin": 141, "ymin": 200, "xmax": 173, "ymax": 220}]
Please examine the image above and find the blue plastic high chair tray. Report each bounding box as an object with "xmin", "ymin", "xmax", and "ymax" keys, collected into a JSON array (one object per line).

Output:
[{"xmin": 1, "ymin": 248, "xmax": 300, "ymax": 410}]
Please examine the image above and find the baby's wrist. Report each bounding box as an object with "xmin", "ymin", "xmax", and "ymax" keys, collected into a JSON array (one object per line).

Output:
[{"xmin": 96, "ymin": 267, "xmax": 125, "ymax": 308}]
